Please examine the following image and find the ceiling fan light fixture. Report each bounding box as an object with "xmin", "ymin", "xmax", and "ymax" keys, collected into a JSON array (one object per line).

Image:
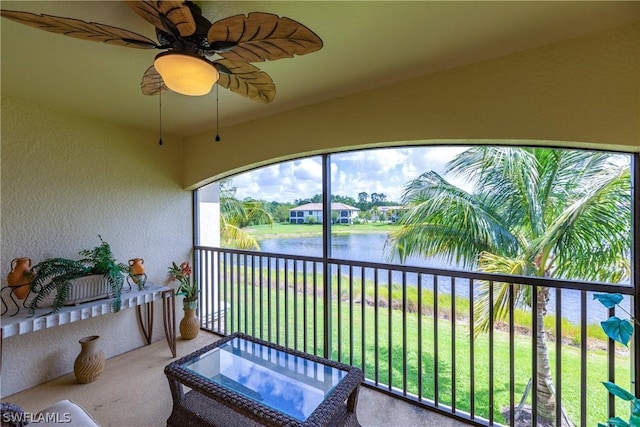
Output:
[{"xmin": 154, "ymin": 51, "xmax": 219, "ymax": 96}]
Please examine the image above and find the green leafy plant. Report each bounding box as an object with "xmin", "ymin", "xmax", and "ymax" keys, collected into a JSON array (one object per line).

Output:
[
  {"xmin": 168, "ymin": 261, "xmax": 198, "ymax": 302},
  {"xmin": 29, "ymin": 236, "xmax": 127, "ymax": 314},
  {"xmin": 594, "ymin": 293, "xmax": 640, "ymax": 427}
]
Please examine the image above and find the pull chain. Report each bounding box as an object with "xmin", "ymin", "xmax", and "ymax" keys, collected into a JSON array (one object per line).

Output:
[
  {"xmin": 158, "ymin": 90, "xmax": 163, "ymax": 146},
  {"xmin": 215, "ymin": 84, "xmax": 221, "ymax": 142}
]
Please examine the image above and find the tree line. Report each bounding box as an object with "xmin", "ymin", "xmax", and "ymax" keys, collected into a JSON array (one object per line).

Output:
[{"xmin": 226, "ymin": 189, "xmax": 402, "ymax": 224}]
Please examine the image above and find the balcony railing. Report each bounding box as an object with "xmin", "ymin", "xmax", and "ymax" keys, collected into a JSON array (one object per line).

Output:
[{"xmin": 194, "ymin": 245, "xmax": 637, "ymax": 427}]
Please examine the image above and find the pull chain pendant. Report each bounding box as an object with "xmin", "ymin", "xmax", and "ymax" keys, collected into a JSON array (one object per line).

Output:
[
  {"xmin": 158, "ymin": 90, "xmax": 163, "ymax": 146},
  {"xmin": 215, "ymin": 84, "xmax": 221, "ymax": 142}
]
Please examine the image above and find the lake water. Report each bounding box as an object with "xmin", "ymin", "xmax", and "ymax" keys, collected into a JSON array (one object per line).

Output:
[{"xmin": 259, "ymin": 233, "xmax": 625, "ymax": 325}]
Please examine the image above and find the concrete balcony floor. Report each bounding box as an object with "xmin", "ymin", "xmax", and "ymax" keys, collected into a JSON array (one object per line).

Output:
[{"xmin": 4, "ymin": 330, "xmax": 468, "ymax": 426}]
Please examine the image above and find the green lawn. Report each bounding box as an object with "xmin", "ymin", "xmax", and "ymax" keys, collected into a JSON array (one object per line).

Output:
[
  {"xmin": 228, "ymin": 223, "xmax": 633, "ymax": 424},
  {"xmin": 244, "ymin": 222, "xmax": 398, "ymax": 240},
  {"xmin": 215, "ymin": 272, "xmax": 632, "ymax": 425}
]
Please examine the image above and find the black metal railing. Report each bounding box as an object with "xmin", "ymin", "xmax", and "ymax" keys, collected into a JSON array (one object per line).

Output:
[{"xmin": 194, "ymin": 245, "xmax": 637, "ymax": 427}]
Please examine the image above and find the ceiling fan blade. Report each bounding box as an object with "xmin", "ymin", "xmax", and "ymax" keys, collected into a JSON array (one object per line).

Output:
[
  {"xmin": 208, "ymin": 12, "xmax": 323, "ymax": 62},
  {"xmin": 126, "ymin": 1, "xmax": 196, "ymax": 38},
  {"xmin": 215, "ymin": 59, "xmax": 275, "ymax": 103},
  {"xmin": 0, "ymin": 9, "xmax": 158, "ymax": 49},
  {"xmin": 140, "ymin": 66, "xmax": 169, "ymax": 96}
]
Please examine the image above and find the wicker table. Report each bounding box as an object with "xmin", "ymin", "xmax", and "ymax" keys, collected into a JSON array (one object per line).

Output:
[{"xmin": 165, "ymin": 332, "xmax": 363, "ymax": 427}]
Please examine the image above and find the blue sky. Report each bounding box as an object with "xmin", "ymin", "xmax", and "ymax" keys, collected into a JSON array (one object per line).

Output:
[{"xmin": 231, "ymin": 146, "xmax": 472, "ymax": 203}]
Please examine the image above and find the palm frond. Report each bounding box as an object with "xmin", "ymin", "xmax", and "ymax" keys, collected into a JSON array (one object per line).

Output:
[
  {"xmin": 239, "ymin": 199, "xmax": 274, "ymax": 228},
  {"xmin": 449, "ymin": 147, "xmax": 548, "ymax": 239},
  {"xmin": 535, "ymin": 168, "xmax": 631, "ymax": 282},
  {"xmin": 221, "ymin": 223, "xmax": 261, "ymax": 250},
  {"xmin": 473, "ymin": 252, "xmax": 532, "ymax": 334},
  {"xmin": 220, "ymin": 196, "xmax": 249, "ymax": 225},
  {"xmin": 388, "ymin": 170, "xmax": 520, "ymax": 265},
  {"xmin": 390, "ymin": 146, "xmax": 631, "ymax": 339},
  {"xmin": 220, "ymin": 179, "xmax": 273, "ymax": 249}
]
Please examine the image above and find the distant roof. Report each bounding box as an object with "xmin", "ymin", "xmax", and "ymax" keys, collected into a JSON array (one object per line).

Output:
[
  {"xmin": 377, "ymin": 205, "xmax": 407, "ymax": 211},
  {"xmin": 290, "ymin": 202, "xmax": 360, "ymax": 211}
]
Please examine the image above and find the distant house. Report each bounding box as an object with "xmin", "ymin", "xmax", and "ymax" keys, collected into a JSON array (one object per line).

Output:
[
  {"xmin": 375, "ymin": 205, "xmax": 407, "ymax": 222},
  {"xmin": 289, "ymin": 202, "xmax": 360, "ymax": 224}
]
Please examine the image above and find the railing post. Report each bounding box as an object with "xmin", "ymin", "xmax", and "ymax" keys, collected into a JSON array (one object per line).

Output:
[
  {"xmin": 322, "ymin": 154, "xmax": 332, "ymax": 359},
  {"xmin": 632, "ymin": 152, "xmax": 640, "ymax": 398},
  {"xmin": 196, "ymin": 245, "xmax": 636, "ymax": 426}
]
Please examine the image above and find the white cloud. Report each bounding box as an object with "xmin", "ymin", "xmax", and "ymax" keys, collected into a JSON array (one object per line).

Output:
[
  {"xmin": 232, "ymin": 147, "xmax": 472, "ymax": 203},
  {"xmin": 293, "ymin": 158, "xmax": 322, "ymax": 180}
]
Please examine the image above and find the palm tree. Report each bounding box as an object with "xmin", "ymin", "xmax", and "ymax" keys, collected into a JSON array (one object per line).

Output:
[
  {"xmin": 388, "ymin": 146, "xmax": 631, "ymax": 425},
  {"xmin": 219, "ymin": 179, "xmax": 273, "ymax": 250}
]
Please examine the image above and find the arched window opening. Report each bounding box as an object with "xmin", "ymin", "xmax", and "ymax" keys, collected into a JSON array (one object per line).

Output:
[{"xmin": 193, "ymin": 144, "xmax": 638, "ymax": 427}]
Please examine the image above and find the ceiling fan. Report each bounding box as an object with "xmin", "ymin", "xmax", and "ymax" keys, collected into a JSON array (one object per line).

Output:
[{"xmin": 1, "ymin": 1, "xmax": 323, "ymax": 101}]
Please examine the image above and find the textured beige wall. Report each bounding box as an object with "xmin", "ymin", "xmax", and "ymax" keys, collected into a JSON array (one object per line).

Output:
[
  {"xmin": 1, "ymin": 97, "xmax": 192, "ymax": 396},
  {"xmin": 184, "ymin": 22, "xmax": 640, "ymax": 189}
]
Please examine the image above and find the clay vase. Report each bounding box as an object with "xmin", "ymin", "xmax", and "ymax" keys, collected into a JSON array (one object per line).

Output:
[
  {"xmin": 7, "ymin": 257, "xmax": 32, "ymax": 300},
  {"xmin": 127, "ymin": 258, "xmax": 147, "ymax": 290},
  {"xmin": 128, "ymin": 258, "xmax": 145, "ymax": 275},
  {"xmin": 180, "ymin": 302, "xmax": 200, "ymax": 340},
  {"xmin": 73, "ymin": 335, "xmax": 105, "ymax": 384}
]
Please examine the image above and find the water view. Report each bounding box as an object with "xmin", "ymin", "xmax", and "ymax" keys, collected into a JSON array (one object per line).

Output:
[{"xmin": 259, "ymin": 233, "xmax": 619, "ymax": 325}]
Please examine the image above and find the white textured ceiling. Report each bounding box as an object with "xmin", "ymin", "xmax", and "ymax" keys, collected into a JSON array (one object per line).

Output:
[{"xmin": 1, "ymin": 1, "xmax": 638, "ymax": 136}]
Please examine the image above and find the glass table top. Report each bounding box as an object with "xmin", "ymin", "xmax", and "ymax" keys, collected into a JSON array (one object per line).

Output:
[{"xmin": 183, "ymin": 337, "xmax": 348, "ymax": 421}]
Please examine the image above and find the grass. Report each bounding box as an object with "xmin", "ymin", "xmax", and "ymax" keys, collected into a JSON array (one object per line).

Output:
[
  {"xmin": 244, "ymin": 222, "xmax": 398, "ymax": 240},
  {"xmin": 225, "ymin": 224, "xmax": 633, "ymax": 423},
  {"xmin": 211, "ymin": 268, "xmax": 632, "ymax": 425},
  {"xmin": 241, "ymin": 223, "xmax": 612, "ymax": 344}
]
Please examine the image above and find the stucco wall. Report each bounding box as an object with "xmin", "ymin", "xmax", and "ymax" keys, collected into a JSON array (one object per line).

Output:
[
  {"xmin": 184, "ymin": 22, "xmax": 640, "ymax": 189},
  {"xmin": 0, "ymin": 98, "xmax": 192, "ymax": 396}
]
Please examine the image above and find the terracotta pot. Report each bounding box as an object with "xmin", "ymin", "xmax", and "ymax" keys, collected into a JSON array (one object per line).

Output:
[
  {"xmin": 180, "ymin": 308, "xmax": 200, "ymax": 340},
  {"xmin": 74, "ymin": 335, "xmax": 105, "ymax": 384},
  {"xmin": 128, "ymin": 258, "xmax": 145, "ymax": 275},
  {"xmin": 7, "ymin": 257, "xmax": 32, "ymax": 300}
]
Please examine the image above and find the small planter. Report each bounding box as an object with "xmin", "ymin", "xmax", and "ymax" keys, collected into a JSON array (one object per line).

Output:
[
  {"xmin": 63, "ymin": 275, "xmax": 111, "ymax": 306},
  {"xmin": 27, "ymin": 237, "xmax": 125, "ymax": 314}
]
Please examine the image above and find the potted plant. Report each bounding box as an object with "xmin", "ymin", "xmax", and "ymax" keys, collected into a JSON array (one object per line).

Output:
[
  {"xmin": 28, "ymin": 236, "xmax": 127, "ymax": 314},
  {"xmin": 168, "ymin": 261, "xmax": 200, "ymax": 340}
]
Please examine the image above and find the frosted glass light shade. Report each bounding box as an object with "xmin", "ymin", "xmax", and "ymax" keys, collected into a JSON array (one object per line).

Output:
[{"xmin": 154, "ymin": 52, "xmax": 219, "ymax": 96}]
